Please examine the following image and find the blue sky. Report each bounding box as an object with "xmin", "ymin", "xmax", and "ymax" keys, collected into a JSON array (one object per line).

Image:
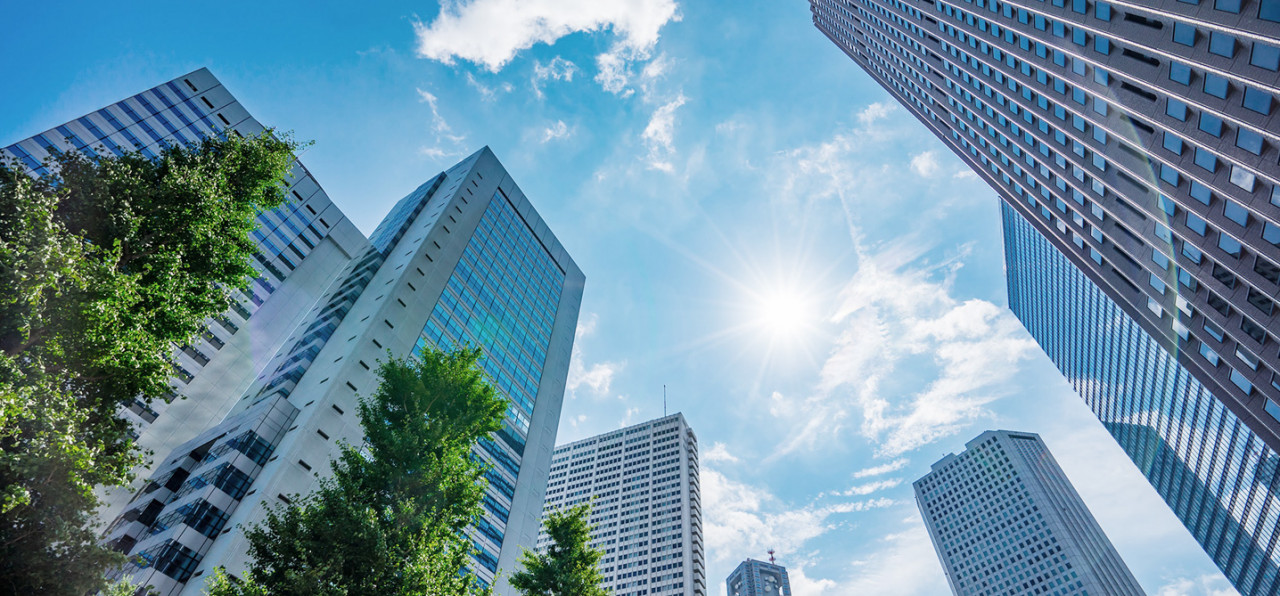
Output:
[{"xmin": 1, "ymin": 1, "xmax": 1242, "ymax": 594}]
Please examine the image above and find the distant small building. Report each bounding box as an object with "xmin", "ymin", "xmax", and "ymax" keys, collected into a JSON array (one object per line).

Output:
[{"xmin": 726, "ymin": 558, "xmax": 792, "ymax": 596}]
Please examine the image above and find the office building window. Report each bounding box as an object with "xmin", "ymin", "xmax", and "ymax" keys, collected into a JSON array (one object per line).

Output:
[
  {"xmin": 1261, "ymin": 0, "xmax": 1280, "ymax": 21},
  {"xmin": 1236, "ymin": 128, "xmax": 1264, "ymax": 155},
  {"xmin": 1253, "ymin": 42, "xmax": 1280, "ymax": 70},
  {"xmin": 1203, "ymin": 73, "xmax": 1229, "ymax": 99},
  {"xmin": 1243, "ymin": 87, "xmax": 1273, "ymax": 115},
  {"xmin": 1170, "ymin": 61, "xmax": 1193, "ymax": 85},
  {"xmin": 1209, "ymin": 32, "xmax": 1236, "ymax": 57},
  {"xmin": 1174, "ymin": 23, "xmax": 1197, "ymax": 46}
]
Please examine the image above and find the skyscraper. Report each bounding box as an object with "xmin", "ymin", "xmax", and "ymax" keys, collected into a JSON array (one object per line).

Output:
[
  {"xmin": 541, "ymin": 413, "xmax": 707, "ymax": 596},
  {"xmin": 726, "ymin": 558, "xmax": 793, "ymax": 596},
  {"xmin": 1005, "ymin": 203, "xmax": 1280, "ymax": 593},
  {"xmin": 811, "ymin": 0, "xmax": 1280, "ymax": 445},
  {"xmin": 0, "ymin": 68, "xmax": 366, "ymax": 524},
  {"xmin": 915, "ymin": 430, "xmax": 1144, "ymax": 596},
  {"xmin": 811, "ymin": 1, "xmax": 1280, "ymax": 590},
  {"xmin": 30, "ymin": 71, "xmax": 586, "ymax": 594}
]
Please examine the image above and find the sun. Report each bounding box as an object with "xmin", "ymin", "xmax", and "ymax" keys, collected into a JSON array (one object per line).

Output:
[{"xmin": 750, "ymin": 287, "xmax": 818, "ymax": 342}]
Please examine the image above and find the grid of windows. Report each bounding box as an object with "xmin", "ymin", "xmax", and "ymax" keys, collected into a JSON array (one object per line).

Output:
[
  {"xmin": 916, "ymin": 430, "xmax": 1143, "ymax": 596},
  {"xmin": 811, "ymin": 0, "xmax": 1280, "ymax": 449},
  {"xmin": 418, "ymin": 189, "xmax": 566, "ymax": 435},
  {"xmin": 542, "ymin": 415, "xmax": 705, "ymax": 596},
  {"xmin": 814, "ymin": 3, "xmax": 1280, "ymax": 592},
  {"xmin": 0, "ymin": 69, "xmax": 348, "ymax": 436},
  {"xmin": 726, "ymin": 559, "xmax": 793, "ymax": 596},
  {"xmin": 1004, "ymin": 203, "xmax": 1280, "ymax": 594}
]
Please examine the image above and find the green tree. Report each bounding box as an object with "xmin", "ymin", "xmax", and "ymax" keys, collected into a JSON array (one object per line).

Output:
[
  {"xmin": 0, "ymin": 133, "xmax": 299, "ymax": 594},
  {"xmin": 510, "ymin": 502, "xmax": 609, "ymax": 596},
  {"xmin": 206, "ymin": 348, "xmax": 504, "ymax": 596}
]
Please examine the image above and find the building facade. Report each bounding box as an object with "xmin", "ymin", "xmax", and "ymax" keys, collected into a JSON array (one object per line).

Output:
[
  {"xmin": 915, "ymin": 430, "xmax": 1144, "ymax": 595},
  {"xmin": 0, "ymin": 68, "xmax": 366, "ymax": 523},
  {"xmin": 810, "ymin": 0, "xmax": 1280, "ymax": 450},
  {"xmin": 541, "ymin": 413, "xmax": 707, "ymax": 596},
  {"xmin": 811, "ymin": 1, "xmax": 1280, "ymax": 591},
  {"xmin": 726, "ymin": 558, "xmax": 793, "ymax": 596},
  {"xmin": 19, "ymin": 69, "xmax": 587, "ymax": 595},
  {"xmin": 1005, "ymin": 202, "xmax": 1280, "ymax": 593}
]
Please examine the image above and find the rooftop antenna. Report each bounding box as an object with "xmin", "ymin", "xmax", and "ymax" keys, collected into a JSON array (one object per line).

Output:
[
  {"xmin": 768, "ymin": 548, "xmax": 776, "ymax": 564},
  {"xmin": 663, "ymin": 385, "xmax": 668, "ymax": 417}
]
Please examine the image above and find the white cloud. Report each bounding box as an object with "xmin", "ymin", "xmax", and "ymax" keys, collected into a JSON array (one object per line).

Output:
[
  {"xmin": 787, "ymin": 565, "xmax": 839, "ymax": 596},
  {"xmin": 704, "ymin": 442, "xmax": 739, "ymax": 464},
  {"xmin": 842, "ymin": 478, "xmax": 902, "ymax": 496},
  {"xmin": 857, "ymin": 102, "xmax": 894, "ymax": 126},
  {"xmin": 464, "ymin": 72, "xmax": 511, "ymax": 101},
  {"xmin": 566, "ymin": 313, "xmax": 624, "ymax": 399},
  {"xmin": 532, "ymin": 56, "xmax": 579, "ymax": 98},
  {"xmin": 596, "ymin": 48, "xmax": 637, "ymax": 97},
  {"xmin": 414, "ymin": 0, "xmax": 680, "ymax": 72},
  {"xmin": 840, "ymin": 513, "xmax": 949, "ymax": 595},
  {"xmin": 542, "ymin": 120, "xmax": 571, "ymax": 143},
  {"xmin": 702, "ymin": 468, "xmax": 897, "ymax": 566},
  {"xmin": 1155, "ymin": 575, "xmax": 1238, "ymax": 596},
  {"xmin": 620, "ymin": 406, "xmax": 641, "ymax": 427},
  {"xmin": 910, "ymin": 150, "xmax": 940, "ymax": 178},
  {"xmin": 414, "ymin": 88, "xmax": 467, "ymax": 160},
  {"xmin": 765, "ymin": 251, "xmax": 1036, "ymax": 459},
  {"xmin": 763, "ymin": 106, "xmax": 1037, "ymax": 459},
  {"xmin": 642, "ymin": 94, "xmax": 688, "ymax": 172},
  {"xmin": 852, "ymin": 459, "xmax": 909, "ymax": 478}
]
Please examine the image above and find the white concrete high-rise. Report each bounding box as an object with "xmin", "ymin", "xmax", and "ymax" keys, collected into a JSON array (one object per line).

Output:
[
  {"xmin": 0, "ymin": 68, "xmax": 367, "ymax": 525},
  {"xmin": 13, "ymin": 70, "xmax": 589, "ymax": 596},
  {"xmin": 541, "ymin": 413, "xmax": 707, "ymax": 596},
  {"xmin": 914, "ymin": 430, "xmax": 1143, "ymax": 596}
]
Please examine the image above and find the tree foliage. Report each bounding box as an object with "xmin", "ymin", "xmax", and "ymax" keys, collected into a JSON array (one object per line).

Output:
[
  {"xmin": 0, "ymin": 133, "xmax": 298, "ymax": 594},
  {"xmin": 207, "ymin": 348, "xmax": 505, "ymax": 596},
  {"xmin": 510, "ymin": 502, "xmax": 609, "ymax": 596}
]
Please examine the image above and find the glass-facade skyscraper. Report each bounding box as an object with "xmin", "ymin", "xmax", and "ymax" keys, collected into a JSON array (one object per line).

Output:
[
  {"xmin": 1005, "ymin": 203, "xmax": 1280, "ymax": 593},
  {"xmin": 4, "ymin": 70, "xmax": 586, "ymax": 596},
  {"xmin": 811, "ymin": 1, "xmax": 1280, "ymax": 591},
  {"xmin": 104, "ymin": 145, "xmax": 584, "ymax": 596}
]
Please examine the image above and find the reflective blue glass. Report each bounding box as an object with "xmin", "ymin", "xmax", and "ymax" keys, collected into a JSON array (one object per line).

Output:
[
  {"xmin": 1174, "ymin": 23, "xmax": 1197, "ymax": 46},
  {"xmin": 1244, "ymin": 87, "xmax": 1273, "ymax": 115},
  {"xmin": 1003, "ymin": 203, "xmax": 1280, "ymax": 596}
]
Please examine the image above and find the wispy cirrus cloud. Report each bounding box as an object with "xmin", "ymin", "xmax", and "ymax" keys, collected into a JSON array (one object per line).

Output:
[
  {"xmin": 541, "ymin": 120, "xmax": 571, "ymax": 143},
  {"xmin": 464, "ymin": 72, "xmax": 512, "ymax": 101},
  {"xmin": 853, "ymin": 459, "xmax": 909, "ymax": 478},
  {"xmin": 841, "ymin": 478, "xmax": 902, "ymax": 496},
  {"xmin": 1154, "ymin": 575, "xmax": 1238, "ymax": 596},
  {"xmin": 565, "ymin": 313, "xmax": 625, "ymax": 399},
  {"xmin": 641, "ymin": 93, "xmax": 687, "ymax": 172},
  {"xmin": 839, "ymin": 513, "xmax": 950, "ymax": 595},
  {"xmin": 414, "ymin": 88, "xmax": 467, "ymax": 159},
  {"xmin": 703, "ymin": 442, "xmax": 739, "ymax": 463},
  {"xmin": 703, "ymin": 467, "xmax": 897, "ymax": 566},
  {"xmin": 531, "ymin": 56, "xmax": 579, "ymax": 99},
  {"xmin": 763, "ymin": 103, "xmax": 1036, "ymax": 459}
]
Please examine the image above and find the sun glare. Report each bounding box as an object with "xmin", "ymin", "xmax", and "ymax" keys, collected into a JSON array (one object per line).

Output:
[{"xmin": 751, "ymin": 288, "xmax": 816, "ymax": 341}]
